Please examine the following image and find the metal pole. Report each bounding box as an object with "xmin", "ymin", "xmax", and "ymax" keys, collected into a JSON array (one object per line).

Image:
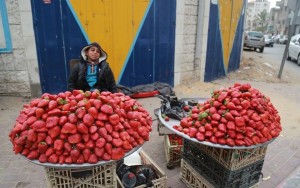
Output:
[{"xmin": 278, "ymin": 0, "xmax": 300, "ymax": 78}]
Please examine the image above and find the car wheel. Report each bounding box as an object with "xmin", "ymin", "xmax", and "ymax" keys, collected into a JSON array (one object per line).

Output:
[
  {"xmin": 259, "ymin": 47, "xmax": 264, "ymax": 53},
  {"xmin": 297, "ymin": 55, "xmax": 300, "ymax": 66},
  {"xmin": 271, "ymin": 44, "xmax": 273, "ymax": 47}
]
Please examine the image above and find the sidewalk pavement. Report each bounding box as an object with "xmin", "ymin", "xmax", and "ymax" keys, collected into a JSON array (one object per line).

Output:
[{"xmin": 0, "ymin": 80, "xmax": 300, "ymax": 188}]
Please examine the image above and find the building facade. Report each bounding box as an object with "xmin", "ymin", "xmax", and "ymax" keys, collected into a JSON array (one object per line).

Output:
[{"xmin": 245, "ymin": 0, "xmax": 270, "ymax": 31}]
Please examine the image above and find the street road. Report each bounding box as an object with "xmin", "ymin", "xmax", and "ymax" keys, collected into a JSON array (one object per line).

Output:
[{"xmin": 262, "ymin": 44, "xmax": 300, "ymax": 81}]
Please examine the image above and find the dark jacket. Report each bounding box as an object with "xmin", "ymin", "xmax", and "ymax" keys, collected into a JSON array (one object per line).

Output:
[{"xmin": 68, "ymin": 43, "xmax": 118, "ymax": 93}]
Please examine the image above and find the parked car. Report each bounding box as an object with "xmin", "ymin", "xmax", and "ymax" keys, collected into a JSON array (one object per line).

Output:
[
  {"xmin": 243, "ymin": 31, "xmax": 265, "ymax": 53},
  {"xmin": 278, "ymin": 35, "xmax": 288, "ymax": 44},
  {"xmin": 287, "ymin": 34, "xmax": 300, "ymax": 65},
  {"xmin": 264, "ymin": 35, "xmax": 274, "ymax": 47}
]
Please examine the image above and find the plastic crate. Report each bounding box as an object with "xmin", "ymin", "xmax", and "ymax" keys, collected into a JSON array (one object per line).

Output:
[
  {"xmin": 180, "ymin": 159, "xmax": 214, "ymax": 188},
  {"xmin": 117, "ymin": 150, "xmax": 167, "ymax": 188},
  {"xmin": 180, "ymin": 159, "xmax": 259, "ymax": 188},
  {"xmin": 164, "ymin": 134, "xmax": 183, "ymax": 169},
  {"xmin": 183, "ymin": 143, "xmax": 264, "ymax": 188},
  {"xmin": 184, "ymin": 139, "xmax": 267, "ymax": 171},
  {"xmin": 45, "ymin": 162, "xmax": 117, "ymax": 188}
]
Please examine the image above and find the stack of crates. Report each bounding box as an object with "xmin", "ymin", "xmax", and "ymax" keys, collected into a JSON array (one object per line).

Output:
[
  {"xmin": 180, "ymin": 139, "xmax": 267, "ymax": 188},
  {"xmin": 164, "ymin": 134, "xmax": 184, "ymax": 169}
]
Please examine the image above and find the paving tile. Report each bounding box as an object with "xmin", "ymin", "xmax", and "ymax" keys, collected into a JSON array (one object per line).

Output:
[
  {"xmin": 259, "ymin": 179, "xmax": 277, "ymax": 188},
  {"xmin": 1, "ymin": 174, "xmax": 28, "ymax": 183},
  {"xmin": 0, "ymin": 182, "xmax": 17, "ymax": 188},
  {"xmin": 166, "ymin": 176, "xmax": 186, "ymax": 188}
]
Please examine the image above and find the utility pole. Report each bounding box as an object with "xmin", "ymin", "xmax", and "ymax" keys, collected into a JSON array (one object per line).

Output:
[{"xmin": 278, "ymin": 0, "xmax": 300, "ymax": 78}]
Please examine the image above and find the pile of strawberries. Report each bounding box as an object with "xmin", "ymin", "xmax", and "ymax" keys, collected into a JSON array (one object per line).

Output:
[
  {"xmin": 9, "ymin": 90, "xmax": 152, "ymax": 164},
  {"xmin": 173, "ymin": 83, "xmax": 282, "ymax": 147}
]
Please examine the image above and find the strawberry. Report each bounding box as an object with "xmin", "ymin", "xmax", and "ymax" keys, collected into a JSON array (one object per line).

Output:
[
  {"xmin": 76, "ymin": 143, "xmax": 86, "ymax": 150},
  {"xmin": 47, "ymin": 109, "xmax": 62, "ymax": 116},
  {"xmin": 90, "ymin": 132, "xmax": 100, "ymax": 141},
  {"xmin": 92, "ymin": 99, "xmax": 102, "ymax": 110},
  {"xmin": 32, "ymin": 120, "xmax": 46, "ymax": 130},
  {"xmin": 105, "ymin": 123, "xmax": 113, "ymax": 134},
  {"xmin": 94, "ymin": 147, "xmax": 105, "ymax": 158},
  {"xmin": 48, "ymin": 100, "xmax": 58, "ymax": 111},
  {"xmin": 75, "ymin": 93, "xmax": 85, "ymax": 102},
  {"xmin": 76, "ymin": 154, "xmax": 85, "ymax": 164},
  {"xmin": 68, "ymin": 113, "xmax": 78, "ymax": 124},
  {"xmin": 27, "ymin": 150, "xmax": 39, "ymax": 160},
  {"xmin": 68, "ymin": 133, "xmax": 82, "ymax": 144},
  {"xmin": 38, "ymin": 154, "xmax": 47, "ymax": 163},
  {"xmin": 64, "ymin": 142, "xmax": 72, "ymax": 153},
  {"xmin": 46, "ymin": 116, "xmax": 59, "ymax": 128},
  {"xmin": 122, "ymin": 140, "xmax": 133, "ymax": 151},
  {"xmin": 108, "ymin": 114, "xmax": 120, "ymax": 125},
  {"xmin": 59, "ymin": 116, "xmax": 68, "ymax": 126},
  {"xmin": 226, "ymin": 138, "xmax": 235, "ymax": 146},
  {"xmin": 65, "ymin": 156, "xmax": 72, "ymax": 164},
  {"xmin": 59, "ymin": 155, "xmax": 66, "ymax": 164},
  {"xmin": 83, "ymin": 114, "xmax": 94, "ymax": 126},
  {"xmin": 37, "ymin": 99, "xmax": 49, "ymax": 108},
  {"xmin": 100, "ymin": 104, "xmax": 113, "ymax": 115},
  {"xmin": 97, "ymin": 112, "xmax": 108, "ymax": 121},
  {"xmin": 77, "ymin": 123, "xmax": 89, "ymax": 134},
  {"xmin": 30, "ymin": 98, "xmax": 41, "ymax": 107},
  {"xmin": 37, "ymin": 142, "xmax": 48, "ymax": 153},
  {"xmin": 88, "ymin": 107, "xmax": 98, "ymax": 119},
  {"xmin": 37, "ymin": 133, "xmax": 47, "ymax": 142},
  {"xmin": 85, "ymin": 139, "xmax": 95, "ymax": 149},
  {"xmin": 88, "ymin": 153, "xmax": 98, "ymax": 163},
  {"xmin": 82, "ymin": 149, "xmax": 91, "ymax": 162},
  {"xmin": 48, "ymin": 153, "xmax": 59, "ymax": 163},
  {"xmin": 89, "ymin": 126, "xmax": 98, "ymax": 134},
  {"xmin": 76, "ymin": 107, "xmax": 86, "ymax": 119},
  {"xmin": 101, "ymin": 152, "xmax": 111, "ymax": 161},
  {"xmin": 98, "ymin": 127, "xmax": 108, "ymax": 139},
  {"xmin": 104, "ymin": 143, "xmax": 112, "ymax": 155},
  {"xmin": 112, "ymin": 138, "xmax": 123, "ymax": 147},
  {"xmin": 111, "ymin": 147, "xmax": 125, "ymax": 160},
  {"xmin": 53, "ymin": 139, "xmax": 64, "ymax": 151},
  {"xmin": 61, "ymin": 123, "xmax": 77, "ymax": 134},
  {"xmin": 70, "ymin": 149, "xmax": 80, "ymax": 162},
  {"xmin": 13, "ymin": 144, "xmax": 24, "ymax": 154},
  {"xmin": 188, "ymin": 127, "xmax": 197, "ymax": 138},
  {"xmin": 35, "ymin": 108, "xmax": 45, "ymax": 119},
  {"xmin": 27, "ymin": 129, "xmax": 37, "ymax": 142},
  {"xmin": 45, "ymin": 135, "xmax": 54, "ymax": 145}
]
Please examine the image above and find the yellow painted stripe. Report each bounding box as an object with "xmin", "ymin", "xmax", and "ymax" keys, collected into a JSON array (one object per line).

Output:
[
  {"xmin": 69, "ymin": 0, "xmax": 150, "ymax": 79},
  {"xmin": 219, "ymin": 1, "xmax": 243, "ymax": 70}
]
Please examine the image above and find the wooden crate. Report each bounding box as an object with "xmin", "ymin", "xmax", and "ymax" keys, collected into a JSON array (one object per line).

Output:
[
  {"xmin": 45, "ymin": 162, "xmax": 116, "ymax": 188},
  {"xmin": 117, "ymin": 150, "xmax": 167, "ymax": 188}
]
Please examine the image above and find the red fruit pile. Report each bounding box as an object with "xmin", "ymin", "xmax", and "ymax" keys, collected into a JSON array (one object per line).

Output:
[
  {"xmin": 9, "ymin": 90, "xmax": 152, "ymax": 164},
  {"xmin": 173, "ymin": 83, "xmax": 282, "ymax": 147}
]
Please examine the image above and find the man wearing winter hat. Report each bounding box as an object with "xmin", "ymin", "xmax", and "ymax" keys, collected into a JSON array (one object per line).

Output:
[{"xmin": 68, "ymin": 42, "xmax": 118, "ymax": 93}]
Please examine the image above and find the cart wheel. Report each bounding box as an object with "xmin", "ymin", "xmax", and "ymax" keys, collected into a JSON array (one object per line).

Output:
[{"xmin": 166, "ymin": 163, "xmax": 174, "ymax": 170}]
